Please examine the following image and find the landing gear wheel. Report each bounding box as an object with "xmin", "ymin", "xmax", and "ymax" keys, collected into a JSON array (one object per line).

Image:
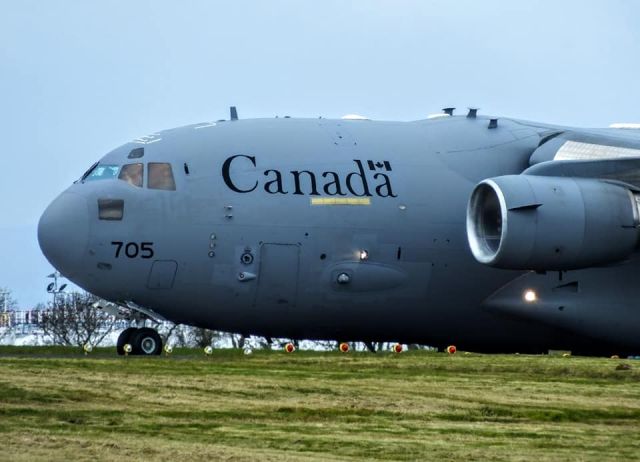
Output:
[
  {"xmin": 131, "ymin": 328, "xmax": 163, "ymax": 356},
  {"xmin": 116, "ymin": 327, "xmax": 138, "ymax": 356}
]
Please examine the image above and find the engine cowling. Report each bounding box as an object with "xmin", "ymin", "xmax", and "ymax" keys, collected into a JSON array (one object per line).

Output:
[{"xmin": 466, "ymin": 175, "xmax": 640, "ymax": 270}]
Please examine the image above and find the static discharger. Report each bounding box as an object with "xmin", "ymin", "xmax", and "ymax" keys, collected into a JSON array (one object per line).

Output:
[
  {"xmin": 285, "ymin": 343, "xmax": 296, "ymax": 353},
  {"xmin": 339, "ymin": 342, "xmax": 350, "ymax": 353}
]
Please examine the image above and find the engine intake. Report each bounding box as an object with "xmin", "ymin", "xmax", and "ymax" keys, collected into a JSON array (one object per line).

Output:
[{"xmin": 466, "ymin": 175, "xmax": 640, "ymax": 270}]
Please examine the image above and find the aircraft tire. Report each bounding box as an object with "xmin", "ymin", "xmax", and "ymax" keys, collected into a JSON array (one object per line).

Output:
[
  {"xmin": 116, "ymin": 327, "xmax": 138, "ymax": 356},
  {"xmin": 131, "ymin": 328, "xmax": 163, "ymax": 356}
]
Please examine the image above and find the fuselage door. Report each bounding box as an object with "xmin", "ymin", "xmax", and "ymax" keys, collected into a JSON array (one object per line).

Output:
[
  {"xmin": 147, "ymin": 260, "xmax": 178, "ymax": 289},
  {"xmin": 254, "ymin": 244, "xmax": 300, "ymax": 314}
]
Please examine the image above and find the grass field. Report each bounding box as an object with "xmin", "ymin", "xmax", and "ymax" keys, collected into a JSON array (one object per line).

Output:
[{"xmin": 0, "ymin": 346, "xmax": 639, "ymax": 461}]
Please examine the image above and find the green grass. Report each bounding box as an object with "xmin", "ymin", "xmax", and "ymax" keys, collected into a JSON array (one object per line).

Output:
[{"xmin": 0, "ymin": 347, "xmax": 639, "ymax": 461}]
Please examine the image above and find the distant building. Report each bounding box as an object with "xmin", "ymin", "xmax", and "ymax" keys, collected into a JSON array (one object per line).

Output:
[{"xmin": 0, "ymin": 309, "xmax": 46, "ymax": 327}]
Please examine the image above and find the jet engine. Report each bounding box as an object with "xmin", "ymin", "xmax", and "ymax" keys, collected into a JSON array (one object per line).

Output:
[{"xmin": 466, "ymin": 175, "xmax": 640, "ymax": 270}]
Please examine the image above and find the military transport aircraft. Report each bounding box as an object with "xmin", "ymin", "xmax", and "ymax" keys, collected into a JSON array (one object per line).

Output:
[{"xmin": 38, "ymin": 108, "xmax": 640, "ymax": 355}]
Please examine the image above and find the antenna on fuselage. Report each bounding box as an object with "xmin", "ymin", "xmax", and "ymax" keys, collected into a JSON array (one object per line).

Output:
[
  {"xmin": 442, "ymin": 107, "xmax": 455, "ymax": 116},
  {"xmin": 230, "ymin": 106, "xmax": 238, "ymax": 121}
]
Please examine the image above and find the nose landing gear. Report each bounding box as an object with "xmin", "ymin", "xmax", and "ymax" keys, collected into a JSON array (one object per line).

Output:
[{"xmin": 116, "ymin": 327, "xmax": 163, "ymax": 356}]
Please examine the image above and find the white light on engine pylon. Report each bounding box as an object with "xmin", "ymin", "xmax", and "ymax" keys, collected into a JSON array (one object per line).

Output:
[
  {"xmin": 359, "ymin": 249, "xmax": 369, "ymax": 261},
  {"xmin": 524, "ymin": 289, "xmax": 538, "ymax": 303}
]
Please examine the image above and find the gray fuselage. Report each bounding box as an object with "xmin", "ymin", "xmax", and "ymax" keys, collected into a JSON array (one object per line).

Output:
[{"xmin": 38, "ymin": 115, "xmax": 640, "ymax": 354}]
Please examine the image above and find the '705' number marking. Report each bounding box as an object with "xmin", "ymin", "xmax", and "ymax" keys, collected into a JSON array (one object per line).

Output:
[{"xmin": 111, "ymin": 241, "xmax": 154, "ymax": 259}]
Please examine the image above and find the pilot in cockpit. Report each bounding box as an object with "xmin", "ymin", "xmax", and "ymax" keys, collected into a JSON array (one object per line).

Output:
[{"xmin": 118, "ymin": 163, "xmax": 143, "ymax": 187}]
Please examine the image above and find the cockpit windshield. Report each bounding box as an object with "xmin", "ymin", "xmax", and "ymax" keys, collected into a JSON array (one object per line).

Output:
[
  {"xmin": 84, "ymin": 164, "xmax": 120, "ymax": 182},
  {"xmin": 78, "ymin": 161, "xmax": 176, "ymax": 191}
]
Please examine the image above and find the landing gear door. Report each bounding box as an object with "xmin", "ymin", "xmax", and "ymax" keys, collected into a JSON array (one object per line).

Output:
[{"xmin": 254, "ymin": 244, "xmax": 300, "ymax": 314}]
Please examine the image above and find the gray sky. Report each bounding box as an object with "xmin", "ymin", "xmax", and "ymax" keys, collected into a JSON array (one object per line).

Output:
[{"xmin": 1, "ymin": 0, "xmax": 639, "ymax": 307}]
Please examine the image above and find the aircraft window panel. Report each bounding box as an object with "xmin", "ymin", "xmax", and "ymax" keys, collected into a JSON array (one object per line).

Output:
[
  {"xmin": 118, "ymin": 163, "xmax": 144, "ymax": 187},
  {"xmin": 128, "ymin": 147, "xmax": 144, "ymax": 159},
  {"xmin": 98, "ymin": 199, "xmax": 124, "ymax": 220},
  {"xmin": 85, "ymin": 164, "xmax": 120, "ymax": 181},
  {"xmin": 148, "ymin": 163, "xmax": 176, "ymax": 191}
]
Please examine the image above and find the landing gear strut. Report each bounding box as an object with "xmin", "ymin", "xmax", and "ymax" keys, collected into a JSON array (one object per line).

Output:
[{"xmin": 116, "ymin": 327, "xmax": 163, "ymax": 356}]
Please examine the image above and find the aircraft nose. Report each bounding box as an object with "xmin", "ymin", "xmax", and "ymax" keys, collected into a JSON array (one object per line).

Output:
[{"xmin": 38, "ymin": 192, "xmax": 90, "ymax": 277}]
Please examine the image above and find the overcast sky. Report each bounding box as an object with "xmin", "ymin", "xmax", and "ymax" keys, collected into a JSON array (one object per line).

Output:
[{"xmin": 1, "ymin": 0, "xmax": 639, "ymax": 307}]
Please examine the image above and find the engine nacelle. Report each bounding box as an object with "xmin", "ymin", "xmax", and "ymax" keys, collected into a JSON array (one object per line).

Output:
[{"xmin": 466, "ymin": 175, "xmax": 640, "ymax": 270}]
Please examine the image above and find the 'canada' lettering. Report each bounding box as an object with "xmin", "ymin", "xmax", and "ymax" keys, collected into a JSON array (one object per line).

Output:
[{"xmin": 221, "ymin": 156, "xmax": 397, "ymax": 198}]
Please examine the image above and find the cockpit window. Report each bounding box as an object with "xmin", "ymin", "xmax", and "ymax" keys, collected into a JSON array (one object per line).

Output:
[
  {"xmin": 128, "ymin": 147, "xmax": 144, "ymax": 159},
  {"xmin": 80, "ymin": 162, "xmax": 99, "ymax": 182},
  {"xmin": 85, "ymin": 164, "xmax": 120, "ymax": 181},
  {"xmin": 148, "ymin": 163, "xmax": 176, "ymax": 191},
  {"xmin": 118, "ymin": 163, "xmax": 143, "ymax": 187}
]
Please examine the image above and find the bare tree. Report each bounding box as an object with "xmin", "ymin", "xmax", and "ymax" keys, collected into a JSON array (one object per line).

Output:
[
  {"xmin": 0, "ymin": 287, "xmax": 17, "ymax": 312},
  {"xmin": 164, "ymin": 324, "xmax": 199, "ymax": 347},
  {"xmin": 38, "ymin": 292, "xmax": 117, "ymax": 348},
  {"xmin": 187, "ymin": 327, "xmax": 216, "ymax": 348},
  {"xmin": 0, "ymin": 318, "xmax": 13, "ymax": 343},
  {"xmin": 158, "ymin": 322, "xmax": 181, "ymax": 345},
  {"xmin": 157, "ymin": 324, "xmax": 227, "ymax": 348},
  {"xmin": 229, "ymin": 333, "xmax": 246, "ymax": 349},
  {"xmin": 0, "ymin": 289, "xmax": 18, "ymax": 343}
]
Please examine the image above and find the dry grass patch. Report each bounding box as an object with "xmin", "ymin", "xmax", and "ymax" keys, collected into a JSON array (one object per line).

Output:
[{"xmin": 0, "ymin": 348, "xmax": 639, "ymax": 461}]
